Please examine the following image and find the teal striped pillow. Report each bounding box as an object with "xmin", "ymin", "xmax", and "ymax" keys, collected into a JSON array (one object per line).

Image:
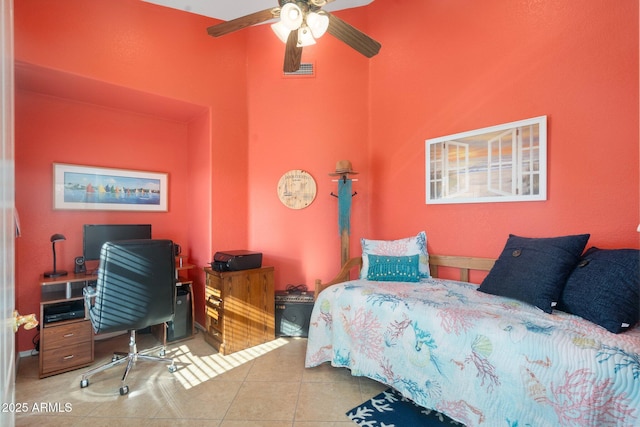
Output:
[{"xmin": 367, "ymin": 254, "xmax": 420, "ymax": 282}]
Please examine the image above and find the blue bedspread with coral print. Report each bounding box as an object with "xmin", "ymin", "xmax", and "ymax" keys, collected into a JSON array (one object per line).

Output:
[{"xmin": 304, "ymin": 278, "xmax": 640, "ymax": 426}]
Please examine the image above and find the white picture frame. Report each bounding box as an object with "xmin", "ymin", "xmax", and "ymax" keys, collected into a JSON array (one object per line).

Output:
[
  {"xmin": 426, "ymin": 116, "xmax": 547, "ymax": 204},
  {"xmin": 53, "ymin": 163, "xmax": 168, "ymax": 211}
]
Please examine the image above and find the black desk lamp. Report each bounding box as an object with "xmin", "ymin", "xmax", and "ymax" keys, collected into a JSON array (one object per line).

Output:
[{"xmin": 44, "ymin": 233, "xmax": 68, "ymax": 278}]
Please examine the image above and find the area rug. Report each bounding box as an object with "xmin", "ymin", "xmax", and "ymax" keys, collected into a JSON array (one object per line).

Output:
[{"xmin": 346, "ymin": 388, "xmax": 465, "ymax": 426}]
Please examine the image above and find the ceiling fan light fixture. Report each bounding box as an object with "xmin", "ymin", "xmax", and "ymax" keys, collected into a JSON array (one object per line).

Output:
[
  {"xmin": 306, "ymin": 11, "xmax": 329, "ymax": 39},
  {"xmin": 206, "ymin": 2, "xmax": 383, "ymax": 73},
  {"xmin": 280, "ymin": 3, "xmax": 303, "ymax": 31},
  {"xmin": 297, "ymin": 26, "xmax": 316, "ymax": 47},
  {"xmin": 271, "ymin": 21, "xmax": 291, "ymax": 43}
]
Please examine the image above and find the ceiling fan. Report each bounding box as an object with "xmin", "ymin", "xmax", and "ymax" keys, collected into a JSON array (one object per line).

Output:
[{"xmin": 206, "ymin": 0, "xmax": 381, "ymax": 72}]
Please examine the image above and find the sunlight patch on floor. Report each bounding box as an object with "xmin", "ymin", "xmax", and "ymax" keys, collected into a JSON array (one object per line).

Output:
[{"xmin": 168, "ymin": 338, "xmax": 290, "ymax": 389}]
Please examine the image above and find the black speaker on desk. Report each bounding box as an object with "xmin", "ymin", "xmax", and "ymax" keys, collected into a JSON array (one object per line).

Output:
[
  {"xmin": 168, "ymin": 287, "xmax": 192, "ymax": 342},
  {"xmin": 275, "ymin": 292, "xmax": 314, "ymax": 337}
]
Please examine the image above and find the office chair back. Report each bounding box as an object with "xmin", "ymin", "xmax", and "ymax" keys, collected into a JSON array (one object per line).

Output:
[{"xmin": 89, "ymin": 239, "xmax": 176, "ymax": 334}]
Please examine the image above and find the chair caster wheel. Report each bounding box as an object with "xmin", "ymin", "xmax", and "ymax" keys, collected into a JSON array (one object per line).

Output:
[
  {"xmin": 168, "ymin": 365, "xmax": 177, "ymax": 373},
  {"xmin": 112, "ymin": 356, "xmax": 118, "ymax": 362},
  {"xmin": 159, "ymin": 350, "xmax": 166, "ymax": 357},
  {"xmin": 119, "ymin": 385, "xmax": 129, "ymax": 395},
  {"xmin": 80, "ymin": 379, "xmax": 89, "ymax": 388}
]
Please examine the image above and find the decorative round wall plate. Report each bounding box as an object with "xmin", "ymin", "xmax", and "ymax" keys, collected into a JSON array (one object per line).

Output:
[{"xmin": 277, "ymin": 170, "xmax": 317, "ymax": 209}]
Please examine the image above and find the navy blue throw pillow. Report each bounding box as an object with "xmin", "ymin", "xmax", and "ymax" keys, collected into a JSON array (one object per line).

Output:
[
  {"xmin": 478, "ymin": 234, "xmax": 590, "ymax": 313},
  {"xmin": 559, "ymin": 247, "xmax": 640, "ymax": 333}
]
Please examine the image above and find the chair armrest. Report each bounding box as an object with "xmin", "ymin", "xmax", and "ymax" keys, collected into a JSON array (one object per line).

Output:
[{"xmin": 83, "ymin": 286, "xmax": 97, "ymax": 320}]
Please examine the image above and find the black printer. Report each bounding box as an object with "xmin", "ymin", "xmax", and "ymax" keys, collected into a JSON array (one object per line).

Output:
[{"xmin": 211, "ymin": 250, "xmax": 262, "ymax": 272}]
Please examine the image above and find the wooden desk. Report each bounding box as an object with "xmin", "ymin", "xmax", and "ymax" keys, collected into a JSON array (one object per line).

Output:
[
  {"xmin": 39, "ymin": 263, "xmax": 196, "ymax": 378},
  {"xmin": 39, "ymin": 273, "xmax": 96, "ymax": 378}
]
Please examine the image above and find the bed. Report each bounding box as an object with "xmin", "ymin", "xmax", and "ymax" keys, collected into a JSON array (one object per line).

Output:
[{"xmin": 305, "ymin": 236, "xmax": 640, "ymax": 427}]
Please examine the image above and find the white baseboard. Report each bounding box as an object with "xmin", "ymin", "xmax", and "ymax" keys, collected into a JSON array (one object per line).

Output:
[{"xmin": 18, "ymin": 349, "xmax": 37, "ymax": 358}]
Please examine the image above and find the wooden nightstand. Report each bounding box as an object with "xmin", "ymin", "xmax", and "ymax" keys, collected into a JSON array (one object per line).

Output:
[{"xmin": 203, "ymin": 266, "xmax": 275, "ymax": 355}]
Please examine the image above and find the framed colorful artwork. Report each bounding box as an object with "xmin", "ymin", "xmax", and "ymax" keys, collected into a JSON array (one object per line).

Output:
[{"xmin": 53, "ymin": 163, "xmax": 168, "ymax": 211}]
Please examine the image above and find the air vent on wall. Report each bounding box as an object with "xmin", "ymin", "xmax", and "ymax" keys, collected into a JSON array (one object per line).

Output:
[{"xmin": 283, "ymin": 63, "xmax": 315, "ymax": 77}]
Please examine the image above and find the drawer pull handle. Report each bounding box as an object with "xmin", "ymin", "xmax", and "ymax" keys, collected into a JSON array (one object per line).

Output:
[
  {"xmin": 63, "ymin": 333, "xmax": 75, "ymax": 338},
  {"xmin": 63, "ymin": 355, "xmax": 75, "ymax": 360}
]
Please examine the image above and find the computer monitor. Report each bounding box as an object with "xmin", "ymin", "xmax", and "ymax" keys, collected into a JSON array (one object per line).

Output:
[{"xmin": 83, "ymin": 224, "xmax": 152, "ymax": 261}]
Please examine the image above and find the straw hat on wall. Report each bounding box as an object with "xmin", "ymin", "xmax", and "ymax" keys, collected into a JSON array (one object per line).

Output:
[{"xmin": 329, "ymin": 160, "xmax": 358, "ymax": 176}]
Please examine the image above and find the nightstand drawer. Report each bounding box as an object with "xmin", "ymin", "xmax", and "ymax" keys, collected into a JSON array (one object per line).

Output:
[
  {"xmin": 41, "ymin": 345, "xmax": 93, "ymax": 375},
  {"xmin": 203, "ymin": 329, "xmax": 223, "ymax": 353},
  {"xmin": 43, "ymin": 321, "xmax": 92, "ymax": 350},
  {"xmin": 205, "ymin": 281, "xmax": 222, "ymax": 298},
  {"xmin": 206, "ymin": 303, "xmax": 223, "ymax": 335}
]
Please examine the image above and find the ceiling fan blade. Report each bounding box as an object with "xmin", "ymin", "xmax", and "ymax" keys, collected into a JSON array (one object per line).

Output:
[
  {"xmin": 207, "ymin": 8, "xmax": 279, "ymax": 37},
  {"xmin": 326, "ymin": 13, "xmax": 381, "ymax": 58},
  {"xmin": 284, "ymin": 31, "xmax": 303, "ymax": 72}
]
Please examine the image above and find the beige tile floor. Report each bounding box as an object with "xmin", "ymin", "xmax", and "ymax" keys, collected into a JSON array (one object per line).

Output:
[{"xmin": 14, "ymin": 330, "xmax": 386, "ymax": 426}]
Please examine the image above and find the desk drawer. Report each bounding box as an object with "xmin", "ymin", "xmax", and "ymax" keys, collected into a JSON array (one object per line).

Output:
[
  {"xmin": 43, "ymin": 321, "xmax": 92, "ymax": 350},
  {"xmin": 41, "ymin": 344, "xmax": 93, "ymax": 375}
]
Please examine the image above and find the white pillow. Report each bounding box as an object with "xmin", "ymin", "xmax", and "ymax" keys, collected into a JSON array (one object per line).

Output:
[{"xmin": 360, "ymin": 231, "xmax": 430, "ymax": 279}]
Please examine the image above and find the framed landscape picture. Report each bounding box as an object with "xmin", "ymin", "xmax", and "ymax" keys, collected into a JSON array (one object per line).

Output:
[
  {"xmin": 53, "ymin": 163, "xmax": 168, "ymax": 211},
  {"xmin": 426, "ymin": 116, "xmax": 547, "ymax": 204}
]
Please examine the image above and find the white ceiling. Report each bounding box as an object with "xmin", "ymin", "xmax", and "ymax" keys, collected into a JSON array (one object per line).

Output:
[{"xmin": 142, "ymin": 0, "xmax": 374, "ymax": 21}]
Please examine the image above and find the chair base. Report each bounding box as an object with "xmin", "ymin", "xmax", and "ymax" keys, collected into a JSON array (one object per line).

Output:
[{"xmin": 80, "ymin": 329, "xmax": 176, "ymax": 395}]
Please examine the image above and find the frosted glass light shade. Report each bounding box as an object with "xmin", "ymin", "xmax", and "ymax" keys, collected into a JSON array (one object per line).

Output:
[
  {"xmin": 306, "ymin": 11, "xmax": 329, "ymax": 39},
  {"xmin": 280, "ymin": 3, "xmax": 303, "ymax": 30},
  {"xmin": 271, "ymin": 21, "xmax": 291, "ymax": 43},
  {"xmin": 297, "ymin": 26, "xmax": 316, "ymax": 47}
]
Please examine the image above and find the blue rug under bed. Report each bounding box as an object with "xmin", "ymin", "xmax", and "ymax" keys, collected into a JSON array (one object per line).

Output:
[{"xmin": 346, "ymin": 388, "xmax": 465, "ymax": 426}]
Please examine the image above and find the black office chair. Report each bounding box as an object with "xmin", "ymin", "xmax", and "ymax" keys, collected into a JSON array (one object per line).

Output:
[{"xmin": 80, "ymin": 239, "xmax": 177, "ymax": 395}]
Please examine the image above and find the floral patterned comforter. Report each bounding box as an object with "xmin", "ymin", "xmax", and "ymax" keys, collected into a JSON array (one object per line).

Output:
[{"xmin": 304, "ymin": 278, "xmax": 640, "ymax": 426}]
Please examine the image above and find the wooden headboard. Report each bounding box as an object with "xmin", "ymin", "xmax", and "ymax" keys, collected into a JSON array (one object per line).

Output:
[{"xmin": 314, "ymin": 255, "xmax": 496, "ymax": 298}]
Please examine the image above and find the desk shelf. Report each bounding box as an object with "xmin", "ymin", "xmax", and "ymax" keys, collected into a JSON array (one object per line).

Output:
[
  {"xmin": 41, "ymin": 286, "xmax": 90, "ymax": 304},
  {"xmin": 40, "ymin": 274, "xmax": 96, "ymax": 302}
]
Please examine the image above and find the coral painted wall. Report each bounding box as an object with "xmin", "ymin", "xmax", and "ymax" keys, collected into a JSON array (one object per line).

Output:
[
  {"xmin": 12, "ymin": 0, "xmax": 639, "ymax": 354},
  {"xmin": 13, "ymin": 0, "xmax": 250, "ymax": 352},
  {"xmin": 14, "ymin": 88, "xmax": 192, "ymax": 298},
  {"xmin": 366, "ymin": 0, "xmax": 639, "ymax": 257},
  {"xmin": 244, "ymin": 0, "xmax": 639, "ymax": 284},
  {"xmin": 245, "ymin": 9, "xmax": 372, "ymax": 287}
]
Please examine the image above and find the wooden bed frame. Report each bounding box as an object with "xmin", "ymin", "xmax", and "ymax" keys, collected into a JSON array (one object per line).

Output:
[{"xmin": 314, "ymin": 255, "xmax": 496, "ymax": 298}]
